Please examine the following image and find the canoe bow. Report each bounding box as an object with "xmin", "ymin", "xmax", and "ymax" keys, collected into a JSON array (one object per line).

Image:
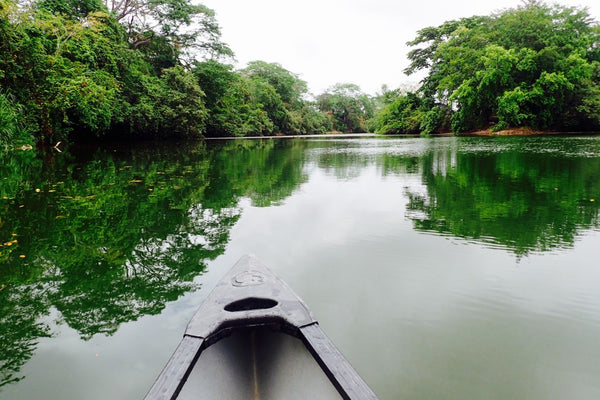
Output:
[{"xmin": 143, "ymin": 254, "xmax": 378, "ymax": 400}]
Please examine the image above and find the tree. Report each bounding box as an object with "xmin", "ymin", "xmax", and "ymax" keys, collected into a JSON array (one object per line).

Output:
[
  {"xmin": 193, "ymin": 60, "xmax": 286, "ymax": 136},
  {"xmin": 374, "ymin": 92, "xmax": 424, "ymax": 134},
  {"xmin": 287, "ymin": 104, "xmax": 331, "ymax": 135},
  {"xmin": 317, "ymin": 83, "xmax": 374, "ymax": 132},
  {"xmin": 240, "ymin": 61, "xmax": 314, "ymax": 133},
  {"xmin": 193, "ymin": 60, "xmax": 331, "ymax": 136},
  {"xmin": 104, "ymin": 0, "xmax": 231, "ymax": 63},
  {"xmin": 0, "ymin": 0, "xmax": 237, "ymax": 143},
  {"xmin": 404, "ymin": 2, "xmax": 600, "ymax": 132},
  {"xmin": 2, "ymin": 4, "xmax": 125, "ymax": 142},
  {"xmin": 242, "ymin": 61, "xmax": 308, "ymax": 108},
  {"xmin": 36, "ymin": 0, "xmax": 105, "ymax": 18},
  {"xmin": 127, "ymin": 66, "xmax": 207, "ymax": 138}
]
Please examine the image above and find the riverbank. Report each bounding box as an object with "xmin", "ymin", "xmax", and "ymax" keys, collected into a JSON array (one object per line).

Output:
[
  {"xmin": 205, "ymin": 133, "xmax": 378, "ymax": 140},
  {"xmin": 461, "ymin": 128, "xmax": 599, "ymax": 136}
]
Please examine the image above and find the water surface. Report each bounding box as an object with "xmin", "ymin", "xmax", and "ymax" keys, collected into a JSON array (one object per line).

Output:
[{"xmin": 2, "ymin": 136, "xmax": 600, "ymax": 399}]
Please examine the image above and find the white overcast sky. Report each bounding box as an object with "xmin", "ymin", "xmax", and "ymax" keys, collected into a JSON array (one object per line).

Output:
[{"xmin": 200, "ymin": 0, "xmax": 600, "ymax": 96}]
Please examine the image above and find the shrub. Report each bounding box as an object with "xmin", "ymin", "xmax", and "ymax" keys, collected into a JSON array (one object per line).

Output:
[{"xmin": 0, "ymin": 92, "xmax": 33, "ymax": 146}]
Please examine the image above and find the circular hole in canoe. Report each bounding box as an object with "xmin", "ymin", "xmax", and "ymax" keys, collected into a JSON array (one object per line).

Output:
[{"xmin": 224, "ymin": 297, "xmax": 278, "ymax": 312}]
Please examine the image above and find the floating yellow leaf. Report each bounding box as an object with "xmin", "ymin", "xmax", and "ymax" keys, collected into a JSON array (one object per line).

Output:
[
  {"xmin": 19, "ymin": 255, "xmax": 25, "ymax": 258},
  {"xmin": 591, "ymin": 199, "xmax": 596, "ymax": 202},
  {"xmin": 35, "ymin": 188, "xmax": 41, "ymax": 193}
]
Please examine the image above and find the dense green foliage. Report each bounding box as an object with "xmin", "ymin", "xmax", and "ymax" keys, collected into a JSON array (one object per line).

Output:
[
  {"xmin": 317, "ymin": 83, "xmax": 375, "ymax": 132},
  {"xmin": 371, "ymin": 91, "xmax": 452, "ymax": 135},
  {"xmin": 3, "ymin": 0, "xmax": 600, "ymax": 142},
  {"xmin": 0, "ymin": 92, "xmax": 30, "ymax": 146},
  {"xmin": 0, "ymin": 0, "xmax": 221, "ymax": 143},
  {"xmin": 239, "ymin": 61, "xmax": 333, "ymax": 135},
  {"xmin": 373, "ymin": 1, "xmax": 600, "ymax": 135},
  {"xmin": 0, "ymin": 0, "xmax": 342, "ymax": 145}
]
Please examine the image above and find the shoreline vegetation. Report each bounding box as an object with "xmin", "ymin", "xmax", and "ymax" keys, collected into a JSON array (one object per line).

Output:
[
  {"xmin": 204, "ymin": 129, "xmax": 600, "ymax": 141},
  {"xmin": 1, "ymin": 0, "xmax": 599, "ymax": 147},
  {"xmin": 460, "ymin": 128, "xmax": 600, "ymax": 137}
]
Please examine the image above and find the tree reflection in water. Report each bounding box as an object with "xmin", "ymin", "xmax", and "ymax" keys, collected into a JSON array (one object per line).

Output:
[
  {"xmin": 404, "ymin": 138, "xmax": 600, "ymax": 255},
  {"xmin": 0, "ymin": 139, "xmax": 308, "ymax": 387}
]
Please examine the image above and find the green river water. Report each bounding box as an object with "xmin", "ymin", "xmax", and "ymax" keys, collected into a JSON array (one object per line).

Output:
[{"xmin": 1, "ymin": 135, "xmax": 600, "ymax": 399}]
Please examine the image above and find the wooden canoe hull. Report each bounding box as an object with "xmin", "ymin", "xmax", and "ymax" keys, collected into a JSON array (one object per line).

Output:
[{"xmin": 144, "ymin": 254, "xmax": 378, "ymax": 400}]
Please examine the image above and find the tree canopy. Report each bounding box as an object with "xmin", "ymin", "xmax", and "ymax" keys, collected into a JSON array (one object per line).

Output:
[
  {"xmin": 0, "ymin": 0, "xmax": 337, "ymax": 145},
  {"xmin": 317, "ymin": 83, "xmax": 374, "ymax": 133},
  {"xmin": 385, "ymin": 1, "xmax": 600, "ymax": 134}
]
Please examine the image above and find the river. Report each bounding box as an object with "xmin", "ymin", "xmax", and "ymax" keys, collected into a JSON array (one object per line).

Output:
[{"xmin": 1, "ymin": 135, "xmax": 600, "ymax": 399}]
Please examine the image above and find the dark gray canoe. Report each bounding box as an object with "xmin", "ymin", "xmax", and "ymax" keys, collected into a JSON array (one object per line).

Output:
[{"xmin": 143, "ymin": 254, "xmax": 379, "ymax": 400}]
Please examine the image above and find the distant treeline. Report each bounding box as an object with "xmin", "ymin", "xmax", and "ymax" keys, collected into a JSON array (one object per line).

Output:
[{"xmin": 1, "ymin": 0, "xmax": 599, "ymax": 146}]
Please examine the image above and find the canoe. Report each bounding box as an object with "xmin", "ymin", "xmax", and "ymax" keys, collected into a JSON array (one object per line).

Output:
[{"xmin": 143, "ymin": 254, "xmax": 379, "ymax": 400}]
